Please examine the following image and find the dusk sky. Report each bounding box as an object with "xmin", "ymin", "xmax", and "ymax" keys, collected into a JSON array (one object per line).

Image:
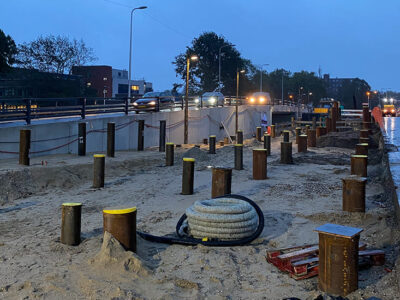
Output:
[{"xmin": 1, "ymin": 0, "xmax": 399, "ymax": 92}]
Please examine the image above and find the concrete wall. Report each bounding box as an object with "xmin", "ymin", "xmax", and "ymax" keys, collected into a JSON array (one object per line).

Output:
[{"xmin": 0, "ymin": 105, "xmax": 290, "ymax": 159}]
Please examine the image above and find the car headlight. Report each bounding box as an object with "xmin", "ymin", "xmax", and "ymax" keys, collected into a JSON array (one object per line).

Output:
[
  {"xmin": 194, "ymin": 98, "xmax": 199, "ymax": 103},
  {"xmin": 250, "ymin": 98, "xmax": 255, "ymax": 103},
  {"xmin": 384, "ymin": 109, "xmax": 387, "ymax": 113},
  {"xmin": 392, "ymin": 109, "xmax": 395, "ymax": 113},
  {"xmin": 209, "ymin": 97, "xmax": 216, "ymax": 104},
  {"xmin": 133, "ymin": 102, "xmax": 138, "ymax": 106},
  {"xmin": 149, "ymin": 101, "xmax": 156, "ymax": 105},
  {"xmin": 259, "ymin": 97, "xmax": 265, "ymax": 103}
]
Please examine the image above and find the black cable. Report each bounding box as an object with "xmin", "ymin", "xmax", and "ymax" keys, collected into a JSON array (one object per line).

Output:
[{"xmin": 136, "ymin": 194, "xmax": 264, "ymax": 247}]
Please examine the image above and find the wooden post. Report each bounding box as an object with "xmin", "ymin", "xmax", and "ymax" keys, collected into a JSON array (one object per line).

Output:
[
  {"xmin": 256, "ymin": 127, "xmax": 262, "ymax": 141},
  {"xmin": 78, "ymin": 122, "xmax": 86, "ymax": 156},
  {"xmin": 316, "ymin": 223, "xmax": 362, "ymax": 296},
  {"xmin": 351, "ymin": 155, "xmax": 367, "ymax": 177},
  {"xmin": 282, "ymin": 130, "xmax": 290, "ymax": 142},
  {"xmin": 211, "ymin": 167, "xmax": 232, "ymax": 198},
  {"xmin": 182, "ymin": 158, "xmax": 195, "ymax": 195},
  {"xmin": 166, "ymin": 143, "xmax": 174, "ymax": 166},
  {"xmin": 264, "ymin": 134, "xmax": 271, "ymax": 156},
  {"xmin": 252, "ymin": 149, "xmax": 267, "ymax": 180},
  {"xmin": 209, "ymin": 136, "xmax": 216, "ymax": 154},
  {"xmin": 237, "ymin": 130, "xmax": 243, "ymax": 144},
  {"xmin": 159, "ymin": 120, "xmax": 166, "ymax": 152},
  {"xmin": 355, "ymin": 143, "xmax": 368, "ymax": 156},
  {"xmin": 298, "ymin": 135, "xmax": 308, "ymax": 153},
  {"xmin": 137, "ymin": 120, "xmax": 144, "ymax": 151},
  {"xmin": 280, "ymin": 142, "xmax": 293, "ymax": 164},
  {"xmin": 103, "ymin": 207, "xmax": 137, "ymax": 252},
  {"xmin": 234, "ymin": 144, "xmax": 243, "ymax": 170},
  {"xmin": 61, "ymin": 203, "xmax": 82, "ymax": 246},
  {"xmin": 107, "ymin": 122, "xmax": 115, "ymax": 157},
  {"xmin": 307, "ymin": 129, "xmax": 317, "ymax": 147},
  {"xmin": 93, "ymin": 154, "xmax": 105, "ymax": 188},
  {"xmin": 19, "ymin": 129, "xmax": 31, "ymax": 166},
  {"xmin": 295, "ymin": 127, "xmax": 301, "ymax": 144},
  {"xmin": 342, "ymin": 176, "xmax": 367, "ymax": 212}
]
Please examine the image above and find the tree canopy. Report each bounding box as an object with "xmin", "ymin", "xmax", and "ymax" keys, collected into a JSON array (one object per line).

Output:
[
  {"xmin": 0, "ymin": 29, "xmax": 17, "ymax": 72},
  {"xmin": 16, "ymin": 35, "xmax": 96, "ymax": 74}
]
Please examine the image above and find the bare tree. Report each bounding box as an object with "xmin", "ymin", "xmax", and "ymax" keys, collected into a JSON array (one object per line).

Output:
[{"xmin": 16, "ymin": 35, "xmax": 96, "ymax": 74}]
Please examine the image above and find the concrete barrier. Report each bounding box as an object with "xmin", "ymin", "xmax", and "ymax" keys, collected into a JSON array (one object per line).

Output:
[{"xmin": 0, "ymin": 105, "xmax": 278, "ymax": 159}]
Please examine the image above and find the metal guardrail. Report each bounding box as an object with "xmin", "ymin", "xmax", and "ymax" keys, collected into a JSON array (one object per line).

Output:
[{"xmin": 0, "ymin": 96, "xmax": 304, "ymax": 125}]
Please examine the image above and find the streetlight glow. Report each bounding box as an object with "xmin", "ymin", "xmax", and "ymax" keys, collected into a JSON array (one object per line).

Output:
[{"xmin": 190, "ymin": 55, "xmax": 198, "ymax": 61}]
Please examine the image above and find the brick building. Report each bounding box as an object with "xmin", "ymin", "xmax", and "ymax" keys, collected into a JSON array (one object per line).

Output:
[{"xmin": 71, "ymin": 65, "xmax": 113, "ymax": 98}]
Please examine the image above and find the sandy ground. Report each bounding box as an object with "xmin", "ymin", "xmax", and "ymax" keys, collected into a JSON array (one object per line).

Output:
[{"xmin": 0, "ymin": 130, "xmax": 399, "ymax": 300}]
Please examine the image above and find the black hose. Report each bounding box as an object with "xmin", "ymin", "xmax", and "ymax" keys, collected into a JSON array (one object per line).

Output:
[{"xmin": 137, "ymin": 194, "xmax": 264, "ymax": 247}]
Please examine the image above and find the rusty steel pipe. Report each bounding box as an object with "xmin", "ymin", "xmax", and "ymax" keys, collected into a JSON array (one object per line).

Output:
[
  {"xmin": 359, "ymin": 137, "xmax": 369, "ymax": 145},
  {"xmin": 19, "ymin": 129, "xmax": 31, "ymax": 166},
  {"xmin": 307, "ymin": 129, "xmax": 317, "ymax": 147},
  {"xmin": 264, "ymin": 134, "xmax": 271, "ymax": 156},
  {"xmin": 270, "ymin": 125, "xmax": 276, "ymax": 138},
  {"xmin": 219, "ymin": 141, "xmax": 224, "ymax": 147},
  {"xmin": 351, "ymin": 155, "xmax": 367, "ymax": 177},
  {"xmin": 209, "ymin": 135, "xmax": 216, "ymax": 154},
  {"xmin": 159, "ymin": 120, "xmax": 166, "ymax": 152},
  {"xmin": 234, "ymin": 144, "xmax": 243, "ymax": 170},
  {"xmin": 316, "ymin": 224, "xmax": 362, "ymax": 296},
  {"xmin": 137, "ymin": 120, "xmax": 144, "ymax": 151},
  {"xmin": 61, "ymin": 202, "xmax": 82, "ymax": 246},
  {"xmin": 298, "ymin": 134, "xmax": 308, "ymax": 153},
  {"xmin": 211, "ymin": 167, "xmax": 232, "ymax": 198},
  {"xmin": 295, "ymin": 127, "xmax": 301, "ymax": 144},
  {"xmin": 224, "ymin": 137, "xmax": 229, "ymax": 144},
  {"xmin": 107, "ymin": 122, "xmax": 115, "ymax": 157},
  {"xmin": 280, "ymin": 142, "xmax": 293, "ymax": 164},
  {"xmin": 93, "ymin": 154, "xmax": 105, "ymax": 188},
  {"xmin": 362, "ymin": 105, "xmax": 371, "ymax": 123},
  {"xmin": 203, "ymin": 138, "xmax": 208, "ymax": 145},
  {"xmin": 252, "ymin": 149, "xmax": 267, "ymax": 180},
  {"xmin": 360, "ymin": 129, "xmax": 369, "ymax": 138},
  {"xmin": 166, "ymin": 142, "xmax": 174, "ymax": 166},
  {"xmin": 355, "ymin": 143, "xmax": 368, "ymax": 156},
  {"xmin": 182, "ymin": 158, "xmax": 195, "ymax": 195},
  {"xmin": 342, "ymin": 176, "xmax": 367, "ymax": 212},
  {"xmin": 236, "ymin": 130, "xmax": 243, "ymax": 144},
  {"xmin": 282, "ymin": 130, "xmax": 290, "ymax": 143},
  {"xmin": 326, "ymin": 117, "xmax": 332, "ymax": 133},
  {"xmin": 103, "ymin": 207, "xmax": 137, "ymax": 252},
  {"xmin": 256, "ymin": 127, "xmax": 262, "ymax": 141},
  {"xmin": 78, "ymin": 122, "xmax": 86, "ymax": 156}
]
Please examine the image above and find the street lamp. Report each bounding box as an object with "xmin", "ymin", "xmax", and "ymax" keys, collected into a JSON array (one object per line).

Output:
[
  {"xmin": 259, "ymin": 64, "xmax": 269, "ymax": 92},
  {"xmin": 308, "ymin": 92, "xmax": 312, "ymax": 104},
  {"xmin": 128, "ymin": 6, "xmax": 147, "ymax": 100},
  {"xmin": 218, "ymin": 44, "xmax": 235, "ymax": 92},
  {"xmin": 366, "ymin": 91, "xmax": 371, "ymax": 107},
  {"xmin": 184, "ymin": 54, "xmax": 199, "ymax": 144},
  {"xmin": 235, "ymin": 69, "xmax": 245, "ymax": 133}
]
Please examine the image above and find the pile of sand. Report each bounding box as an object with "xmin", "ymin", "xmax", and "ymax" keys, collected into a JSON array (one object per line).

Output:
[
  {"xmin": 180, "ymin": 146, "xmax": 210, "ymax": 162},
  {"xmin": 317, "ymin": 131, "xmax": 360, "ymax": 149},
  {"xmin": 89, "ymin": 231, "xmax": 151, "ymax": 277}
]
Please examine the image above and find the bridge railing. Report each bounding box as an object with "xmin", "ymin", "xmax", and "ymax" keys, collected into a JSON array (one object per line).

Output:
[{"xmin": 0, "ymin": 96, "xmax": 298, "ymax": 125}]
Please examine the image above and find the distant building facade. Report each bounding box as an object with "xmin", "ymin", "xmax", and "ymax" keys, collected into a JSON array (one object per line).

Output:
[
  {"xmin": 112, "ymin": 68, "xmax": 152, "ymax": 98},
  {"xmin": 323, "ymin": 74, "xmax": 353, "ymax": 99},
  {"xmin": 0, "ymin": 68, "xmax": 82, "ymax": 99},
  {"xmin": 71, "ymin": 65, "xmax": 113, "ymax": 98}
]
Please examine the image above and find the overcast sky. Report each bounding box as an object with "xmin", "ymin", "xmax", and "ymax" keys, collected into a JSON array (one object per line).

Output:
[{"xmin": 1, "ymin": 0, "xmax": 399, "ymax": 92}]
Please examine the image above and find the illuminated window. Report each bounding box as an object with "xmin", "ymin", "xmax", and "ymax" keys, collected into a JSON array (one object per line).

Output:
[
  {"xmin": 103, "ymin": 77, "xmax": 107, "ymax": 81},
  {"xmin": 87, "ymin": 82, "xmax": 91, "ymax": 87},
  {"xmin": 131, "ymin": 85, "xmax": 139, "ymax": 91}
]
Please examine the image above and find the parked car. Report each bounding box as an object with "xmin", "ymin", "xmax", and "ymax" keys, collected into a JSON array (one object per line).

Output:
[
  {"xmin": 133, "ymin": 91, "xmax": 175, "ymax": 112},
  {"xmin": 247, "ymin": 92, "xmax": 271, "ymax": 105},
  {"xmin": 198, "ymin": 92, "xmax": 225, "ymax": 107}
]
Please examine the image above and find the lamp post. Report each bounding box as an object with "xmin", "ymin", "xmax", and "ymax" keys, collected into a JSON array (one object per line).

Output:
[
  {"xmin": 366, "ymin": 91, "xmax": 371, "ymax": 107},
  {"xmin": 259, "ymin": 64, "xmax": 269, "ymax": 92},
  {"xmin": 218, "ymin": 44, "xmax": 235, "ymax": 92},
  {"xmin": 184, "ymin": 55, "xmax": 198, "ymax": 144},
  {"xmin": 308, "ymin": 92, "xmax": 312, "ymax": 104},
  {"xmin": 128, "ymin": 6, "xmax": 147, "ymax": 100},
  {"xmin": 236, "ymin": 69, "xmax": 245, "ymax": 133}
]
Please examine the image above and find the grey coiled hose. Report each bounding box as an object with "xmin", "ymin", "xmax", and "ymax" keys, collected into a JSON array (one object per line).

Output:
[{"xmin": 182, "ymin": 197, "xmax": 259, "ymax": 240}]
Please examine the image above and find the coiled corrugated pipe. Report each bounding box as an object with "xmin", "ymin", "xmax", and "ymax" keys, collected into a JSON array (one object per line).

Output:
[{"xmin": 184, "ymin": 197, "xmax": 259, "ymax": 240}]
